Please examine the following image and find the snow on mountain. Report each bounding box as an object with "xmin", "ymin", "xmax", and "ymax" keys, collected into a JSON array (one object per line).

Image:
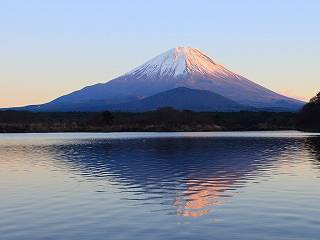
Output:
[{"xmin": 125, "ymin": 46, "xmax": 234, "ymax": 79}]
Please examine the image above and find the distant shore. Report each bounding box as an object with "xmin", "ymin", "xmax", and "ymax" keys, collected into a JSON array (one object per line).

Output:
[{"xmin": 0, "ymin": 108, "xmax": 299, "ymax": 133}]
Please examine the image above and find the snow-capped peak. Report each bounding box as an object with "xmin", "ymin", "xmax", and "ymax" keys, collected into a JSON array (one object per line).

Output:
[{"xmin": 125, "ymin": 46, "xmax": 231, "ymax": 78}]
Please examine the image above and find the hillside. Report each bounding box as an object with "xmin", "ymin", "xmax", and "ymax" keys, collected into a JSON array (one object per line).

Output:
[
  {"xmin": 297, "ymin": 92, "xmax": 320, "ymax": 131},
  {"xmin": 113, "ymin": 87, "xmax": 245, "ymax": 112}
]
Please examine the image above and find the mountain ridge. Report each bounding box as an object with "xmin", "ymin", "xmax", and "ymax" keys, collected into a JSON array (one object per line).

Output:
[{"xmin": 3, "ymin": 46, "xmax": 305, "ymax": 112}]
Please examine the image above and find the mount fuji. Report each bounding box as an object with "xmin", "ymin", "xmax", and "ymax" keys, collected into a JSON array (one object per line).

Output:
[{"xmin": 11, "ymin": 46, "xmax": 304, "ymax": 112}]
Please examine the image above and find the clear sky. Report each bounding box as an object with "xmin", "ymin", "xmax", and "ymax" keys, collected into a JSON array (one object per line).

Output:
[{"xmin": 0, "ymin": 0, "xmax": 319, "ymax": 107}]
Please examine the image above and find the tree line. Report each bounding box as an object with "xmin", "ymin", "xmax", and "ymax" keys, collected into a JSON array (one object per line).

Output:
[{"xmin": 0, "ymin": 107, "xmax": 297, "ymax": 133}]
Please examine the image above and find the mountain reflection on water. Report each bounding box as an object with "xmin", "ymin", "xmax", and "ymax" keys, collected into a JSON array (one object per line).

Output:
[
  {"xmin": 305, "ymin": 137, "xmax": 320, "ymax": 169},
  {"xmin": 36, "ymin": 137, "xmax": 307, "ymax": 217},
  {"xmin": 1, "ymin": 133, "xmax": 320, "ymax": 240}
]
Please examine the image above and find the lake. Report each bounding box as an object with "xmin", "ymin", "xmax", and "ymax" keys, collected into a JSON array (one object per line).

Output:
[{"xmin": 0, "ymin": 131, "xmax": 320, "ymax": 240}]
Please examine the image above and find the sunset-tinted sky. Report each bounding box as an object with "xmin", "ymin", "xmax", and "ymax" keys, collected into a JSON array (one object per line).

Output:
[{"xmin": 0, "ymin": 0, "xmax": 319, "ymax": 107}]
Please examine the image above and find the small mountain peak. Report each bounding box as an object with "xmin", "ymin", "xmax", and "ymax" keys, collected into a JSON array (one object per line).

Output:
[
  {"xmin": 173, "ymin": 46, "xmax": 195, "ymax": 51},
  {"xmin": 171, "ymin": 46, "xmax": 204, "ymax": 58}
]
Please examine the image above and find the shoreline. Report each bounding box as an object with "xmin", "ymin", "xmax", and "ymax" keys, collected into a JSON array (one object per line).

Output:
[{"xmin": 0, "ymin": 126, "xmax": 297, "ymax": 134}]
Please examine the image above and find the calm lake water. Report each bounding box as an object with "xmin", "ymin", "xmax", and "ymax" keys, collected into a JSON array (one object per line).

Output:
[{"xmin": 1, "ymin": 131, "xmax": 320, "ymax": 240}]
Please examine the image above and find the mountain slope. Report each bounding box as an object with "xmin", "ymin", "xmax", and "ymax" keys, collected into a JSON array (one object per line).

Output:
[
  {"xmin": 113, "ymin": 87, "xmax": 245, "ymax": 112},
  {"xmin": 8, "ymin": 46, "xmax": 304, "ymax": 112}
]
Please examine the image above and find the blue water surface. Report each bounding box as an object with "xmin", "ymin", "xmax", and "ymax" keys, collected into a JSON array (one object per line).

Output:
[{"xmin": 0, "ymin": 131, "xmax": 320, "ymax": 240}]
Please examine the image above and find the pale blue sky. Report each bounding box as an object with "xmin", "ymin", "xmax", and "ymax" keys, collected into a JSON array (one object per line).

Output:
[{"xmin": 0, "ymin": 0, "xmax": 319, "ymax": 107}]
